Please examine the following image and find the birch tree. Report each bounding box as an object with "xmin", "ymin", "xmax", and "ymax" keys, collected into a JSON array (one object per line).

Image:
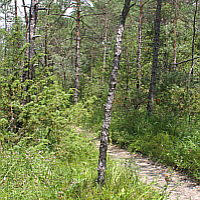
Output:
[{"xmin": 97, "ymin": 0, "xmax": 133, "ymax": 185}]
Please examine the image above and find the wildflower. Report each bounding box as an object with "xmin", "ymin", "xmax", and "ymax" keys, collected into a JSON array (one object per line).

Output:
[{"xmin": 165, "ymin": 174, "xmax": 171, "ymax": 182}]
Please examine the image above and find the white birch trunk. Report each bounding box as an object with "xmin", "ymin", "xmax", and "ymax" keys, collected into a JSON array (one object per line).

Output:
[{"xmin": 97, "ymin": 0, "xmax": 132, "ymax": 185}]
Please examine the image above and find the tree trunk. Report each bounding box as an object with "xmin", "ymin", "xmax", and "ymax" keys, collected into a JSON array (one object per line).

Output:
[
  {"xmin": 21, "ymin": 0, "xmax": 39, "ymax": 105},
  {"xmin": 173, "ymin": 0, "xmax": 178, "ymax": 70},
  {"xmin": 15, "ymin": 0, "xmax": 17, "ymax": 19},
  {"xmin": 97, "ymin": 0, "xmax": 131, "ymax": 185},
  {"xmin": 189, "ymin": 0, "xmax": 198, "ymax": 122},
  {"xmin": 22, "ymin": 0, "xmax": 29, "ymax": 27},
  {"xmin": 25, "ymin": 0, "xmax": 39, "ymax": 81},
  {"xmin": 135, "ymin": 0, "xmax": 143, "ymax": 109},
  {"xmin": 91, "ymin": 46, "xmax": 94, "ymax": 82},
  {"xmin": 102, "ymin": 15, "xmax": 108, "ymax": 84},
  {"xmin": 191, "ymin": 0, "xmax": 198, "ymax": 78},
  {"xmin": 4, "ymin": 4, "xmax": 7, "ymax": 57},
  {"xmin": 74, "ymin": 0, "xmax": 80, "ymax": 104},
  {"xmin": 44, "ymin": 15, "xmax": 48, "ymax": 68},
  {"xmin": 147, "ymin": 0, "xmax": 162, "ymax": 116},
  {"xmin": 137, "ymin": 0, "xmax": 143, "ymax": 92},
  {"xmin": 44, "ymin": 0, "xmax": 54, "ymax": 68}
]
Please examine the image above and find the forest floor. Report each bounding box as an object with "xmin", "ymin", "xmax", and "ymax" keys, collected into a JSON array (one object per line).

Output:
[{"xmin": 74, "ymin": 126, "xmax": 200, "ymax": 200}]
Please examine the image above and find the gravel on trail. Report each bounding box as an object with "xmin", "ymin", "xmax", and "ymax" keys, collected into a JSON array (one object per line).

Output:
[
  {"xmin": 107, "ymin": 144, "xmax": 200, "ymax": 200},
  {"xmin": 73, "ymin": 126, "xmax": 200, "ymax": 200}
]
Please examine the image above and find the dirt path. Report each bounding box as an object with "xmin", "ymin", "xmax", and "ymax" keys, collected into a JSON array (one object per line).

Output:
[
  {"xmin": 107, "ymin": 144, "xmax": 200, "ymax": 200},
  {"xmin": 74, "ymin": 126, "xmax": 200, "ymax": 199}
]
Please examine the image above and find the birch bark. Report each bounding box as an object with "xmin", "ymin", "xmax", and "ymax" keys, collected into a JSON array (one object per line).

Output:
[{"xmin": 97, "ymin": 0, "xmax": 132, "ymax": 185}]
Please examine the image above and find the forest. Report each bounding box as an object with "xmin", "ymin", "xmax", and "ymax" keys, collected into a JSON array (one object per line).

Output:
[{"xmin": 0, "ymin": 0, "xmax": 200, "ymax": 199}]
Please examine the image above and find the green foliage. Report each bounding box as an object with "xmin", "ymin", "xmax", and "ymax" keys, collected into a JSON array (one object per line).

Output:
[
  {"xmin": 0, "ymin": 127, "xmax": 165, "ymax": 199},
  {"xmin": 77, "ymin": 88, "xmax": 200, "ymax": 181},
  {"xmin": 127, "ymin": 127, "xmax": 200, "ymax": 180},
  {"xmin": 0, "ymin": 68, "xmax": 73, "ymax": 145},
  {"xmin": 19, "ymin": 78, "xmax": 72, "ymax": 143},
  {"xmin": 108, "ymin": 105, "xmax": 200, "ymax": 180},
  {"xmin": 68, "ymin": 95, "xmax": 104, "ymax": 131},
  {"xmin": 1, "ymin": 0, "xmax": 200, "ymax": 198}
]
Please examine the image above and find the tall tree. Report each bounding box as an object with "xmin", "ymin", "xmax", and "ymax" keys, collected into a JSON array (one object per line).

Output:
[
  {"xmin": 147, "ymin": 0, "xmax": 162, "ymax": 115},
  {"xmin": 97, "ymin": 0, "xmax": 132, "ymax": 185},
  {"xmin": 191, "ymin": 0, "xmax": 198, "ymax": 77},
  {"xmin": 173, "ymin": 0, "xmax": 178, "ymax": 70},
  {"xmin": 15, "ymin": 0, "xmax": 17, "ymax": 19},
  {"xmin": 22, "ymin": 0, "xmax": 29, "ymax": 26},
  {"xmin": 74, "ymin": 0, "xmax": 80, "ymax": 104},
  {"xmin": 102, "ymin": 14, "xmax": 108, "ymax": 84},
  {"xmin": 137, "ymin": 0, "xmax": 143, "ymax": 93},
  {"xmin": 24, "ymin": 0, "xmax": 39, "ymax": 81}
]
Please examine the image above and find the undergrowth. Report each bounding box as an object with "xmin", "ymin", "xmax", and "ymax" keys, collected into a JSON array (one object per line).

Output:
[
  {"xmin": 73, "ymin": 97, "xmax": 200, "ymax": 182},
  {"xmin": 0, "ymin": 125, "xmax": 166, "ymax": 199}
]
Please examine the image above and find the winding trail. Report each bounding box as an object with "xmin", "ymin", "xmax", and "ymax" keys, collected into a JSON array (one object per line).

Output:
[
  {"xmin": 107, "ymin": 144, "xmax": 200, "ymax": 200},
  {"xmin": 74, "ymin": 126, "xmax": 200, "ymax": 199}
]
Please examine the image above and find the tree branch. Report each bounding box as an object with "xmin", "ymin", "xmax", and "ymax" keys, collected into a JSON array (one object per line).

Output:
[
  {"xmin": 80, "ymin": 12, "xmax": 106, "ymax": 18},
  {"xmin": 49, "ymin": 4, "xmax": 73, "ymax": 26},
  {"xmin": 49, "ymin": 13, "xmax": 76, "ymax": 20},
  {"xmin": 129, "ymin": 3, "xmax": 136, "ymax": 8},
  {"xmin": 170, "ymin": 56, "xmax": 200, "ymax": 65}
]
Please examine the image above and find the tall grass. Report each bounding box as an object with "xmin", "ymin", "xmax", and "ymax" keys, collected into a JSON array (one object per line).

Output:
[
  {"xmin": 0, "ymin": 126, "xmax": 166, "ymax": 199},
  {"xmin": 72, "ymin": 97, "xmax": 200, "ymax": 182}
]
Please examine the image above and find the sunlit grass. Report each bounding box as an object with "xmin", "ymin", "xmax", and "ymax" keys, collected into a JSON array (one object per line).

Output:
[{"xmin": 0, "ymin": 127, "xmax": 166, "ymax": 199}]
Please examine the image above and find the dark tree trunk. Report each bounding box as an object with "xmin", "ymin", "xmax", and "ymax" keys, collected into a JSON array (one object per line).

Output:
[
  {"xmin": 188, "ymin": 0, "xmax": 198, "ymax": 122},
  {"xmin": 97, "ymin": 0, "xmax": 132, "ymax": 185},
  {"xmin": 15, "ymin": 0, "xmax": 17, "ymax": 19},
  {"xmin": 135, "ymin": 0, "xmax": 143, "ymax": 109},
  {"xmin": 74, "ymin": 0, "xmax": 80, "ymax": 104},
  {"xmin": 24, "ymin": 0, "xmax": 39, "ymax": 81},
  {"xmin": 147, "ymin": 0, "xmax": 162, "ymax": 115},
  {"xmin": 191, "ymin": 0, "xmax": 198, "ymax": 77},
  {"xmin": 21, "ymin": 0, "xmax": 39, "ymax": 105}
]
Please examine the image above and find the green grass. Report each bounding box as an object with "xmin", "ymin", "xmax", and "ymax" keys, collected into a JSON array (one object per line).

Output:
[
  {"xmin": 0, "ymin": 126, "xmax": 166, "ymax": 199},
  {"xmin": 108, "ymin": 105, "xmax": 200, "ymax": 181},
  {"xmin": 74, "ymin": 98, "xmax": 200, "ymax": 182}
]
